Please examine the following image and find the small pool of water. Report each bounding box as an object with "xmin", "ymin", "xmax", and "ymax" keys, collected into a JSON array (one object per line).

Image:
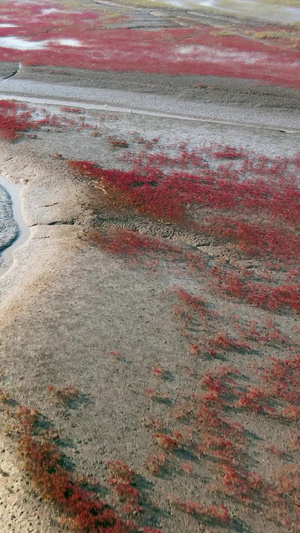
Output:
[
  {"xmin": 0, "ymin": 175, "xmax": 30, "ymax": 276},
  {"xmin": 0, "ymin": 36, "xmax": 82, "ymax": 51}
]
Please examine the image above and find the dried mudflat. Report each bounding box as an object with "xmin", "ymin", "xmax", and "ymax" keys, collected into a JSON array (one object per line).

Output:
[{"xmin": 0, "ymin": 14, "xmax": 299, "ymax": 533}]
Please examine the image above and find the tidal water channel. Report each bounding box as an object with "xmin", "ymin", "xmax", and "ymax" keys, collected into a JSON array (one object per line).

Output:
[{"xmin": 0, "ymin": 175, "xmax": 30, "ymax": 276}]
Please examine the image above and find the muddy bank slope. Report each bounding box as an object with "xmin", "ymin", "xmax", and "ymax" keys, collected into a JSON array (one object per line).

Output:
[{"xmin": 0, "ymin": 142, "xmax": 91, "ymax": 305}]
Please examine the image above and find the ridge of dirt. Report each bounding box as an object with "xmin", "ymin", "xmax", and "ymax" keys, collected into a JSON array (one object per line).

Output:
[{"xmin": 15, "ymin": 65, "xmax": 300, "ymax": 111}]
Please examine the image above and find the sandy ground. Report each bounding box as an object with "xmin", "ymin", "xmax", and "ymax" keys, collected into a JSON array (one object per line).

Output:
[{"xmin": 0, "ymin": 3, "xmax": 299, "ymax": 532}]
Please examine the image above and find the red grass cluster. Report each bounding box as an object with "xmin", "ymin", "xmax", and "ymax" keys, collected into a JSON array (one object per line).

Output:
[
  {"xmin": 89, "ymin": 228, "xmax": 183, "ymax": 268},
  {"xmin": 206, "ymin": 216, "xmax": 300, "ymax": 262},
  {"xmin": 0, "ymin": 100, "xmax": 37, "ymax": 141},
  {"xmin": 237, "ymin": 355, "xmax": 300, "ymax": 421},
  {"xmin": 0, "ymin": 99, "xmax": 104, "ymax": 142},
  {"xmin": 10, "ymin": 406, "xmax": 135, "ymax": 532},
  {"xmin": 211, "ymin": 268, "xmax": 300, "ymax": 313}
]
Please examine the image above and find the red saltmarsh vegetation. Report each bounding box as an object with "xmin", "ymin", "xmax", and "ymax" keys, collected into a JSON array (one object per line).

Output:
[
  {"xmin": 68, "ymin": 147, "xmax": 300, "ymax": 265},
  {"xmin": 0, "ymin": 2, "xmax": 299, "ymax": 87}
]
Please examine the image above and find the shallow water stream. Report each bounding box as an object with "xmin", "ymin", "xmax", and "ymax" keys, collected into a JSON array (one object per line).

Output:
[
  {"xmin": 0, "ymin": 175, "xmax": 30, "ymax": 275},
  {"xmin": 150, "ymin": 0, "xmax": 300, "ymax": 23},
  {"xmin": 152, "ymin": 0, "xmax": 300, "ymax": 24}
]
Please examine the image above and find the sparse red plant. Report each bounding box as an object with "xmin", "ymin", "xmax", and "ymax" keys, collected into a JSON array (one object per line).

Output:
[
  {"xmin": 143, "ymin": 416, "xmax": 164, "ymax": 431},
  {"xmin": 172, "ymin": 497, "xmax": 230, "ymax": 523},
  {"xmin": 289, "ymin": 433, "xmax": 300, "ymax": 450},
  {"xmin": 144, "ymin": 453, "xmax": 167, "ymax": 475},
  {"xmin": 153, "ymin": 432, "xmax": 179, "ymax": 451},
  {"xmin": 267, "ymin": 445, "xmax": 285, "ymax": 457},
  {"xmin": 180, "ymin": 462, "xmax": 194, "ymax": 474},
  {"xmin": 109, "ymin": 351, "xmax": 121, "ymax": 357},
  {"xmin": 109, "ymin": 139, "xmax": 129, "ymax": 149},
  {"xmin": 176, "ymin": 288, "xmax": 210, "ymax": 317},
  {"xmin": 107, "ymin": 461, "xmax": 143, "ymax": 515},
  {"xmin": 144, "ymin": 389, "xmax": 171, "ymax": 403},
  {"xmin": 47, "ymin": 384, "xmax": 80, "ymax": 405},
  {"xmin": 214, "ymin": 146, "xmax": 244, "ymax": 159},
  {"xmin": 235, "ymin": 355, "xmax": 300, "ymax": 421},
  {"xmin": 60, "ymin": 106, "xmax": 82, "ymax": 113},
  {"xmin": 206, "ymin": 331, "xmax": 251, "ymax": 352},
  {"xmin": 140, "ymin": 527, "xmax": 162, "ymax": 533},
  {"xmin": 219, "ymin": 463, "xmax": 263, "ymax": 502},
  {"xmin": 171, "ymin": 403, "xmax": 193, "ymax": 421},
  {"xmin": 189, "ymin": 344, "xmax": 201, "ymax": 356},
  {"xmin": 152, "ymin": 366, "xmax": 164, "ymax": 377},
  {"xmin": 268, "ymin": 465, "xmax": 300, "ymax": 528}
]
